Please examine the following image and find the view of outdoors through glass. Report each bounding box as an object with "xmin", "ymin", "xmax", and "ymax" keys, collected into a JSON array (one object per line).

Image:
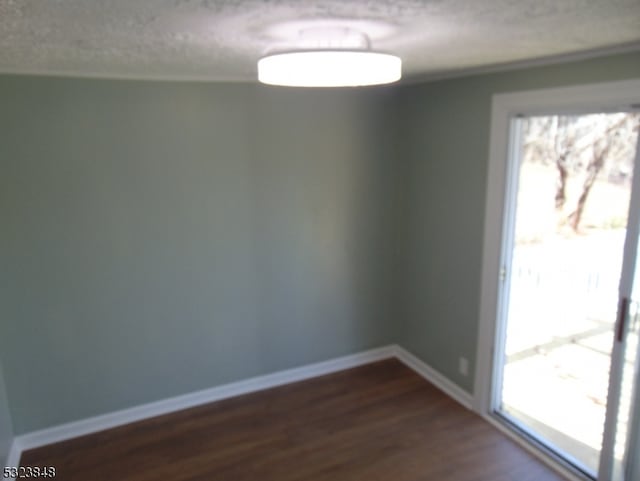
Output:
[{"xmin": 500, "ymin": 112, "xmax": 640, "ymax": 476}]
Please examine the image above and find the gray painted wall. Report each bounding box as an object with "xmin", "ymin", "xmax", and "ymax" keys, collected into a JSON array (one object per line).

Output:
[
  {"xmin": 0, "ymin": 362, "xmax": 13, "ymax": 465},
  {"xmin": 1, "ymin": 50, "xmax": 639, "ymax": 436},
  {"xmin": 396, "ymin": 51, "xmax": 640, "ymax": 393},
  {"xmin": 0, "ymin": 77, "xmax": 399, "ymax": 433}
]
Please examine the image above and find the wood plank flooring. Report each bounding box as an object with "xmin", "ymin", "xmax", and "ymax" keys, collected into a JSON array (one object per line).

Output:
[{"xmin": 20, "ymin": 359, "xmax": 567, "ymax": 481}]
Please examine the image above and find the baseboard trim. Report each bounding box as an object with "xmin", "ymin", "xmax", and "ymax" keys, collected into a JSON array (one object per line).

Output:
[
  {"xmin": 12, "ymin": 344, "xmax": 475, "ymax": 462},
  {"xmin": 393, "ymin": 346, "xmax": 473, "ymax": 409},
  {"xmin": 4, "ymin": 439, "xmax": 22, "ymax": 479},
  {"xmin": 7, "ymin": 345, "xmax": 586, "ymax": 481},
  {"xmin": 15, "ymin": 346, "xmax": 396, "ymax": 452}
]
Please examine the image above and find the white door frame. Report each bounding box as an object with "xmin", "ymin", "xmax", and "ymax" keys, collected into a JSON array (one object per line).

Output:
[{"xmin": 473, "ymin": 78, "xmax": 640, "ymax": 478}]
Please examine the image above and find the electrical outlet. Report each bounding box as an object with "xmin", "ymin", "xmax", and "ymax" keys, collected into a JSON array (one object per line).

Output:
[{"xmin": 459, "ymin": 357, "xmax": 469, "ymax": 377}]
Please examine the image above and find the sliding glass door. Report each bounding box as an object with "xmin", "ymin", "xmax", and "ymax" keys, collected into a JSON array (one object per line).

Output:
[
  {"xmin": 494, "ymin": 112, "xmax": 640, "ymax": 480},
  {"xmin": 601, "ymin": 171, "xmax": 640, "ymax": 481}
]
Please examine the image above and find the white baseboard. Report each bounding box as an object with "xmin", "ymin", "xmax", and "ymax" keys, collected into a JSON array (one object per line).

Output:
[
  {"xmin": 393, "ymin": 346, "xmax": 473, "ymax": 409},
  {"xmin": 16, "ymin": 345, "xmax": 396, "ymax": 452},
  {"xmin": 6, "ymin": 345, "xmax": 581, "ymax": 481},
  {"xmin": 11, "ymin": 344, "xmax": 475, "ymax": 466},
  {"xmin": 4, "ymin": 439, "xmax": 22, "ymax": 480}
]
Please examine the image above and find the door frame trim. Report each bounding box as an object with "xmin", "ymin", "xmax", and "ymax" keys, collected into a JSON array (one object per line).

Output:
[{"xmin": 473, "ymin": 78, "xmax": 640, "ymax": 477}]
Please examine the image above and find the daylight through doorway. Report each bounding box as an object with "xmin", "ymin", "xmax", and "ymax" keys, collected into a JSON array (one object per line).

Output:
[{"xmin": 496, "ymin": 112, "xmax": 640, "ymax": 477}]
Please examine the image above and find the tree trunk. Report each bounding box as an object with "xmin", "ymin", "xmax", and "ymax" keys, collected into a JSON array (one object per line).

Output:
[
  {"xmin": 567, "ymin": 149, "xmax": 608, "ymax": 232},
  {"xmin": 555, "ymin": 157, "xmax": 568, "ymax": 209},
  {"xmin": 565, "ymin": 117, "xmax": 627, "ymax": 232}
]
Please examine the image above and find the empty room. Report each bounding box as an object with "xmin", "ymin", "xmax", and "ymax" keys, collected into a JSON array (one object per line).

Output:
[{"xmin": 1, "ymin": 1, "xmax": 640, "ymax": 480}]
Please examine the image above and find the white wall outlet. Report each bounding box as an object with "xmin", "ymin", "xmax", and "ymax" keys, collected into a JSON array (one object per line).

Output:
[{"xmin": 459, "ymin": 357, "xmax": 469, "ymax": 377}]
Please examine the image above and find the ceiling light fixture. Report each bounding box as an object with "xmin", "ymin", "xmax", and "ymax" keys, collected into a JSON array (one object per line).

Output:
[{"xmin": 258, "ymin": 27, "xmax": 401, "ymax": 88}]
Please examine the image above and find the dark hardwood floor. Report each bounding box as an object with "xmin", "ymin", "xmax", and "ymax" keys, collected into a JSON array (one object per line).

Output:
[{"xmin": 20, "ymin": 359, "xmax": 566, "ymax": 480}]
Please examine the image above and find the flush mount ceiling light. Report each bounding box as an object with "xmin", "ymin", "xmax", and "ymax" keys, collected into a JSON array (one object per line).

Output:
[{"xmin": 258, "ymin": 27, "xmax": 401, "ymax": 87}]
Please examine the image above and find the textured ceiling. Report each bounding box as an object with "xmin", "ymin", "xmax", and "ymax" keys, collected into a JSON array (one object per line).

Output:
[{"xmin": 1, "ymin": 0, "xmax": 639, "ymax": 82}]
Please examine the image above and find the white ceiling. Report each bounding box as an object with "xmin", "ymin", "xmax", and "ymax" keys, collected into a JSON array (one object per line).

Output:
[{"xmin": 1, "ymin": 0, "xmax": 639, "ymax": 83}]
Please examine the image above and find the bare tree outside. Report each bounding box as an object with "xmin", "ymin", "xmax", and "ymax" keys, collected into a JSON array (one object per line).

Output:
[{"xmin": 519, "ymin": 113, "xmax": 640, "ymax": 239}]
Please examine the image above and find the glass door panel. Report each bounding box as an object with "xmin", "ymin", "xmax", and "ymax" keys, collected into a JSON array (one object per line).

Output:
[
  {"xmin": 603, "ymin": 131, "xmax": 640, "ymax": 481},
  {"xmin": 496, "ymin": 112, "xmax": 640, "ymax": 477}
]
